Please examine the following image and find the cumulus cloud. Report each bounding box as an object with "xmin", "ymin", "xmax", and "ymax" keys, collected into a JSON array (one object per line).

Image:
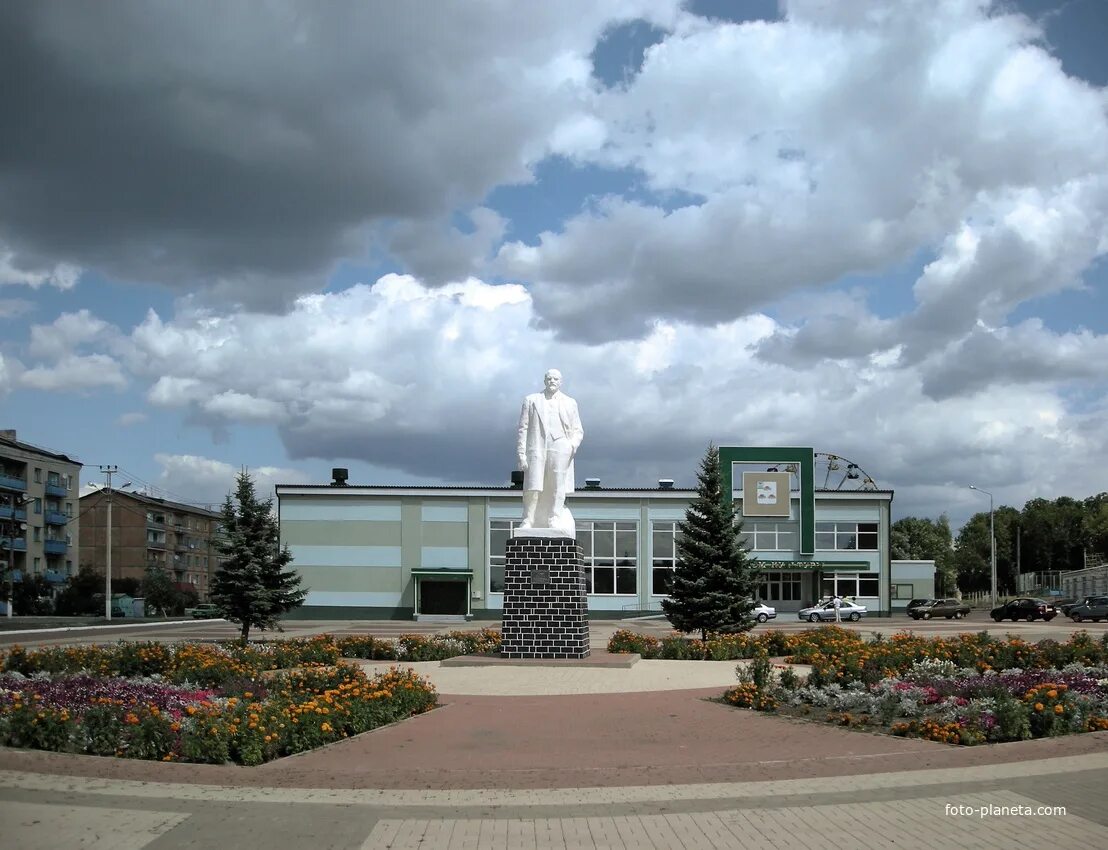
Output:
[
  {"xmin": 153, "ymin": 453, "xmax": 312, "ymax": 506},
  {"xmin": 498, "ymin": 0, "xmax": 1108, "ymax": 341},
  {"xmin": 0, "ymin": 0, "xmax": 681, "ymax": 307},
  {"xmin": 52, "ymin": 273, "xmax": 1097, "ymax": 521}
]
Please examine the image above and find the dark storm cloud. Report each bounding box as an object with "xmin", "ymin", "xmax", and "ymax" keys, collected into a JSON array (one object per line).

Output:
[{"xmin": 0, "ymin": 1, "xmax": 662, "ymax": 305}]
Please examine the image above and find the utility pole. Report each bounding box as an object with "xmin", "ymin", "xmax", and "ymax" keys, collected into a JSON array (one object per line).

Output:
[{"xmin": 99, "ymin": 465, "xmax": 118, "ymax": 620}]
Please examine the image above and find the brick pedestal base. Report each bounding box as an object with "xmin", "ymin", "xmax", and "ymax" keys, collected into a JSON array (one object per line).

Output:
[{"xmin": 501, "ymin": 536, "xmax": 590, "ymax": 659}]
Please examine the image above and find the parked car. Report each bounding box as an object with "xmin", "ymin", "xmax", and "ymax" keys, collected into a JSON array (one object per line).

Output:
[
  {"xmin": 1055, "ymin": 598, "xmax": 1082, "ymax": 616},
  {"xmin": 990, "ymin": 598, "xmax": 1057, "ymax": 622},
  {"xmin": 798, "ymin": 599, "xmax": 867, "ymax": 623},
  {"xmin": 905, "ymin": 598, "xmax": 934, "ymax": 617},
  {"xmin": 189, "ymin": 603, "xmax": 222, "ymax": 620},
  {"xmin": 910, "ymin": 598, "xmax": 971, "ymax": 620},
  {"xmin": 752, "ymin": 602, "xmax": 776, "ymax": 624},
  {"xmin": 1069, "ymin": 596, "xmax": 1108, "ymax": 623}
]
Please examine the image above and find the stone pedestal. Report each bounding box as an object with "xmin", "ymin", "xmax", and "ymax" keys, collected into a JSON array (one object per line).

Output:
[{"xmin": 501, "ymin": 536, "xmax": 590, "ymax": 659}]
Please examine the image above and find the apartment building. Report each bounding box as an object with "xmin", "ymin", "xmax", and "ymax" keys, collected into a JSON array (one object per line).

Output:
[
  {"xmin": 79, "ymin": 489, "xmax": 224, "ymax": 600},
  {"xmin": 0, "ymin": 429, "xmax": 82, "ymax": 591}
]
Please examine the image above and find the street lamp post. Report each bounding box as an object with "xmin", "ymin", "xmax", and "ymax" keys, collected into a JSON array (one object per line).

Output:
[{"xmin": 969, "ymin": 485, "xmax": 996, "ymax": 609}]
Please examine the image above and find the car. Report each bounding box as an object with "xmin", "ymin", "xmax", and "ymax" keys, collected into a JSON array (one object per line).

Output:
[
  {"xmin": 752, "ymin": 602, "xmax": 776, "ymax": 624},
  {"xmin": 1069, "ymin": 596, "xmax": 1108, "ymax": 623},
  {"xmin": 798, "ymin": 599, "xmax": 867, "ymax": 623},
  {"xmin": 990, "ymin": 598, "xmax": 1057, "ymax": 622},
  {"xmin": 1055, "ymin": 598, "xmax": 1082, "ymax": 616},
  {"xmin": 905, "ymin": 598, "xmax": 934, "ymax": 617},
  {"xmin": 190, "ymin": 603, "xmax": 222, "ymax": 619},
  {"xmin": 910, "ymin": 598, "xmax": 971, "ymax": 620}
]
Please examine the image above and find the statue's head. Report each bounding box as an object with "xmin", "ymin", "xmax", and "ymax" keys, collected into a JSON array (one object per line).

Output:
[{"xmin": 543, "ymin": 369, "xmax": 562, "ymax": 392}]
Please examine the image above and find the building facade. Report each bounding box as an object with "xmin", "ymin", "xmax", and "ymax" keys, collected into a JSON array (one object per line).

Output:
[
  {"xmin": 277, "ymin": 447, "xmax": 901, "ymax": 620},
  {"xmin": 79, "ymin": 490, "xmax": 223, "ymax": 599},
  {"xmin": 0, "ymin": 429, "xmax": 82, "ymax": 592}
]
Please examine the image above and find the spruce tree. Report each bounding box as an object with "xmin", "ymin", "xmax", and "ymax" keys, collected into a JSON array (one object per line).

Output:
[
  {"xmin": 662, "ymin": 443, "xmax": 760, "ymax": 642},
  {"xmin": 211, "ymin": 470, "xmax": 306, "ymax": 641}
]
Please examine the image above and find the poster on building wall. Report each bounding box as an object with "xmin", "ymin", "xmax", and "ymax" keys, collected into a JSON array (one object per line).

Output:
[{"xmin": 742, "ymin": 471, "xmax": 792, "ymax": 517}]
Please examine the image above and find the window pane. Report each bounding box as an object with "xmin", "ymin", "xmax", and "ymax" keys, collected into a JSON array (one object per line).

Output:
[
  {"xmin": 858, "ymin": 523, "xmax": 878, "ymax": 534},
  {"xmin": 857, "ymin": 531, "xmax": 878, "ymax": 550},
  {"xmin": 815, "ymin": 522, "xmax": 835, "ymax": 533},
  {"xmin": 837, "ymin": 532, "xmax": 857, "ymax": 550},
  {"xmin": 489, "ymin": 529, "xmax": 508, "ymax": 558},
  {"xmin": 816, "ymin": 533, "xmax": 834, "ymax": 550},
  {"xmin": 616, "ymin": 530, "xmax": 636, "ymax": 558},
  {"xmin": 616, "ymin": 521, "xmax": 636, "ymax": 532},
  {"xmin": 593, "ymin": 568, "xmax": 615, "ymax": 594},
  {"xmin": 616, "ymin": 567, "xmax": 636, "ymax": 594},
  {"xmin": 775, "ymin": 530, "xmax": 795, "ymax": 550},
  {"xmin": 576, "ymin": 529, "xmax": 592, "ymax": 558},
  {"xmin": 860, "ymin": 578, "xmax": 879, "ymax": 596},
  {"xmin": 594, "ymin": 557, "xmax": 615, "ymax": 568},
  {"xmin": 653, "ymin": 531, "xmax": 673, "ymax": 559},
  {"xmin": 584, "ymin": 571, "xmax": 593, "ymax": 594},
  {"xmin": 652, "ymin": 568, "xmax": 674, "ymax": 595},
  {"xmin": 821, "ymin": 578, "xmax": 835, "ymax": 596},
  {"xmin": 490, "ymin": 566, "xmax": 505, "ymax": 594},
  {"xmin": 594, "ymin": 530, "xmax": 614, "ymax": 558}
]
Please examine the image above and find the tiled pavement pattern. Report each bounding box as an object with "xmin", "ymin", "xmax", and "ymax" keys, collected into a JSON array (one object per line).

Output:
[{"xmin": 1, "ymin": 756, "xmax": 1106, "ymax": 849}]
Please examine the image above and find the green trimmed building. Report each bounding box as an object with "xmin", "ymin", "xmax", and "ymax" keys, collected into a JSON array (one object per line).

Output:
[{"xmin": 276, "ymin": 447, "xmax": 916, "ymax": 620}]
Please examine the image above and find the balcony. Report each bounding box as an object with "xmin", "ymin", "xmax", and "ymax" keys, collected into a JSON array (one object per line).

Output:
[
  {"xmin": 0, "ymin": 472, "xmax": 27, "ymax": 493},
  {"xmin": 44, "ymin": 539, "xmax": 67, "ymax": 555},
  {"xmin": 0, "ymin": 506, "xmax": 27, "ymax": 522},
  {"xmin": 44, "ymin": 482, "xmax": 67, "ymax": 498},
  {"xmin": 0, "ymin": 537, "xmax": 27, "ymax": 552},
  {"xmin": 45, "ymin": 510, "xmax": 68, "ymax": 526},
  {"xmin": 146, "ymin": 540, "xmax": 167, "ymax": 550}
]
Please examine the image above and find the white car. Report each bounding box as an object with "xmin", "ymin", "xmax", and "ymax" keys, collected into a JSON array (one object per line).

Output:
[
  {"xmin": 798, "ymin": 599, "xmax": 867, "ymax": 623},
  {"xmin": 753, "ymin": 602, "xmax": 776, "ymax": 624}
]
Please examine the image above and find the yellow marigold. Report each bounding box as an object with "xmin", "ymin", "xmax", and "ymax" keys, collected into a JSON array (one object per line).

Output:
[
  {"xmin": 1047, "ymin": 690, "xmax": 1058, "ymax": 699},
  {"xmin": 1034, "ymin": 703, "xmax": 1044, "ymax": 712},
  {"xmin": 1054, "ymin": 704, "xmax": 1064, "ymax": 715}
]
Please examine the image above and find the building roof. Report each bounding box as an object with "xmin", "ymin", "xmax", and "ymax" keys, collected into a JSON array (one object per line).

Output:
[
  {"xmin": 79, "ymin": 487, "xmax": 221, "ymax": 518},
  {"xmin": 275, "ymin": 483, "xmax": 895, "ymax": 496},
  {"xmin": 0, "ymin": 433, "xmax": 82, "ymax": 466}
]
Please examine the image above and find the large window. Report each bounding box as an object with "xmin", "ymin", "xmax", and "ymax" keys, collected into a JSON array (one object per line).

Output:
[
  {"xmin": 757, "ymin": 571, "xmax": 804, "ymax": 601},
  {"xmin": 577, "ymin": 521, "xmax": 637, "ymax": 595},
  {"xmin": 740, "ymin": 521, "xmax": 797, "ymax": 552},
  {"xmin": 488, "ymin": 519, "xmax": 524, "ymax": 594},
  {"xmin": 821, "ymin": 573, "xmax": 880, "ymax": 598},
  {"xmin": 815, "ymin": 522, "xmax": 879, "ymax": 551},
  {"xmin": 651, "ymin": 521, "xmax": 681, "ymax": 596}
]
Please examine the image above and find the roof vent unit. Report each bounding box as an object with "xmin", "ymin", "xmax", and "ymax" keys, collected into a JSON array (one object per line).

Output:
[
  {"xmin": 658, "ymin": 479, "xmax": 675, "ymax": 490},
  {"xmin": 584, "ymin": 478, "xmax": 601, "ymax": 489},
  {"xmin": 330, "ymin": 468, "xmax": 349, "ymax": 486}
]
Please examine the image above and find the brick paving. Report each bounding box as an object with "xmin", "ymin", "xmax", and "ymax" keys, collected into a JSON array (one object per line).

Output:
[{"xmin": 2, "ymin": 619, "xmax": 1108, "ymax": 847}]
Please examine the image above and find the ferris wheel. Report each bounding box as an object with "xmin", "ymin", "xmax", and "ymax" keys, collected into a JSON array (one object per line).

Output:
[{"xmin": 814, "ymin": 452, "xmax": 880, "ymax": 490}]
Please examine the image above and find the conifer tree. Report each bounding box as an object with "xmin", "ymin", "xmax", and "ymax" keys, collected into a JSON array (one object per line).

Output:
[
  {"xmin": 211, "ymin": 470, "xmax": 306, "ymax": 641},
  {"xmin": 662, "ymin": 443, "xmax": 760, "ymax": 642}
]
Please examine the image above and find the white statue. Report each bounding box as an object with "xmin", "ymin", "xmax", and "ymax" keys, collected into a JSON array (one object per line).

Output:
[{"xmin": 515, "ymin": 368, "xmax": 584, "ymax": 537}]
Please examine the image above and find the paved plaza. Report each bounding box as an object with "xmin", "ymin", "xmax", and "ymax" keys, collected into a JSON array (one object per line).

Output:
[{"xmin": 1, "ymin": 619, "xmax": 1106, "ymax": 848}]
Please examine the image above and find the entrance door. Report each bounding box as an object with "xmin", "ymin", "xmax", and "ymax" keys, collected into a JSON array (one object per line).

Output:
[{"xmin": 419, "ymin": 580, "xmax": 468, "ymax": 615}]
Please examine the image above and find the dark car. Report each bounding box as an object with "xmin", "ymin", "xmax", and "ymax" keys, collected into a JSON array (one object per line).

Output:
[
  {"xmin": 1055, "ymin": 598, "xmax": 1082, "ymax": 616},
  {"xmin": 990, "ymin": 597, "xmax": 1057, "ymax": 622},
  {"xmin": 910, "ymin": 598, "xmax": 971, "ymax": 620},
  {"xmin": 905, "ymin": 598, "xmax": 934, "ymax": 617},
  {"xmin": 1069, "ymin": 596, "xmax": 1108, "ymax": 623}
]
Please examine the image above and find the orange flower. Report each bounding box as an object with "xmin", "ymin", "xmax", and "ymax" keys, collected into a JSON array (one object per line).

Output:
[
  {"xmin": 1034, "ymin": 703, "xmax": 1044, "ymax": 712},
  {"xmin": 1054, "ymin": 704, "xmax": 1064, "ymax": 715}
]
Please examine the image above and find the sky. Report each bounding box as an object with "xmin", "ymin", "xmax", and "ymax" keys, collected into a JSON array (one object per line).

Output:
[{"xmin": 1, "ymin": 0, "xmax": 1106, "ymax": 527}]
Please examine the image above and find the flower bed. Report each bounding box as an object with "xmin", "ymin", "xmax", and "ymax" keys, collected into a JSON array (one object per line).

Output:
[
  {"xmin": 0, "ymin": 629, "xmax": 500, "ymax": 765},
  {"xmin": 608, "ymin": 626, "xmax": 1108, "ymax": 684},
  {"xmin": 707, "ymin": 631, "xmax": 1108, "ymax": 746}
]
